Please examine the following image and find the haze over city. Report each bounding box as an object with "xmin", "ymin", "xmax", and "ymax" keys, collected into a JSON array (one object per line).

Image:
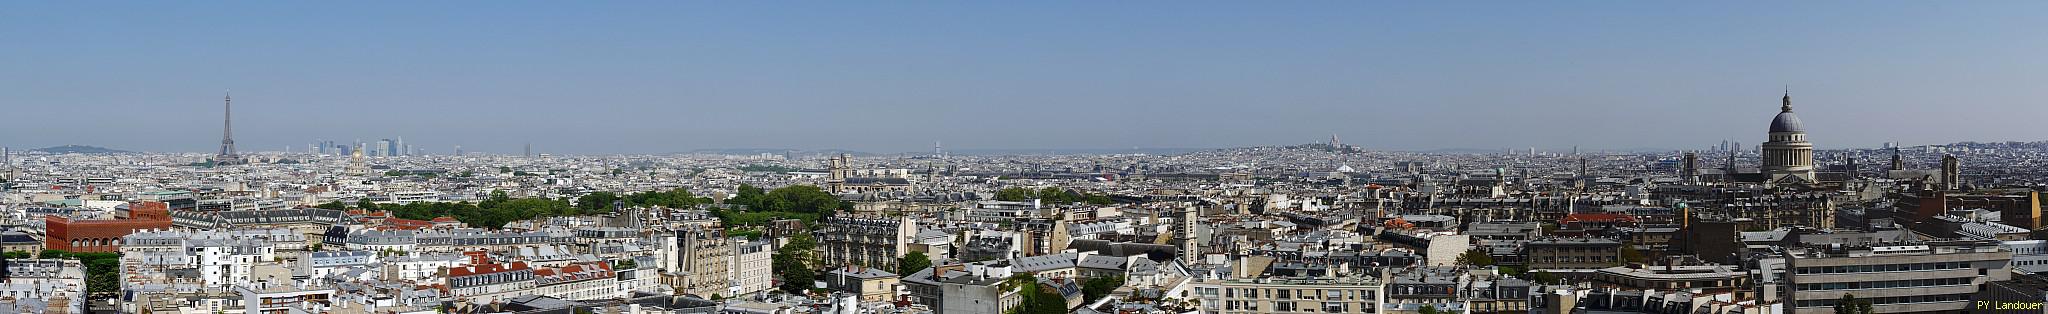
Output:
[
  {"xmin": 6, "ymin": 2, "xmax": 2047, "ymax": 154},
  {"xmin": 17, "ymin": 2, "xmax": 2048, "ymax": 314}
]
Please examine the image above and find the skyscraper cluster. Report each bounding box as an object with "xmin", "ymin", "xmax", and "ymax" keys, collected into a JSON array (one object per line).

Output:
[{"xmin": 311, "ymin": 137, "xmax": 418, "ymax": 157}]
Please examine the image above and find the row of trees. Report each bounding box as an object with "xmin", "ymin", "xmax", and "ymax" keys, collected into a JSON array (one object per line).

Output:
[
  {"xmin": 572, "ymin": 189, "xmax": 710, "ymax": 212},
  {"xmin": 994, "ymin": 187, "xmax": 1115, "ymax": 205},
  {"xmin": 314, "ymin": 184, "xmax": 844, "ymax": 229},
  {"xmin": 316, "ymin": 191, "xmax": 573, "ymax": 229},
  {"xmin": 714, "ymin": 184, "xmax": 848, "ymax": 226},
  {"xmin": 726, "ymin": 184, "xmax": 847, "ymax": 215},
  {"xmin": 319, "ymin": 188, "xmax": 712, "ymax": 229}
]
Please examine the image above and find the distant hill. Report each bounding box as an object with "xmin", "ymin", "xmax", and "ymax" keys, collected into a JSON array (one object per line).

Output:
[
  {"xmin": 949, "ymin": 148, "xmax": 1213, "ymax": 156},
  {"xmin": 30, "ymin": 145, "xmax": 133, "ymax": 154},
  {"xmin": 677, "ymin": 148, "xmax": 873, "ymax": 157}
]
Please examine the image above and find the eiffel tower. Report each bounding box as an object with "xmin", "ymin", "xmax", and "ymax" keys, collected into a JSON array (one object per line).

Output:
[{"xmin": 213, "ymin": 91, "xmax": 244, "ymax": 166}]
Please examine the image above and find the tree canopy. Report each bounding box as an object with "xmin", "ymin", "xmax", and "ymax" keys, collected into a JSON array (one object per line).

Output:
[
  {"xmin": 41, "ymin": 250, "xmax": 120, "ymax": 296},
  {"xmin": 1456, "ymin": 249, "xmax": 1495, "ymax": 266},
  {"xmin": 899, "ymin": 251, "xmax": 933, "ymax": 277},
  {"xmin": 349, "ymin": 188, "xmax": 709, "ymax": 229},
  {"xmin": 1834, "ymin": 294, "xmax": 1873, "ymax": 314},
  {"xmin": 1082, "ymin": 276, "xmax": 1126, "ymax": 304},
  {"xmin": 774, "ymin": 233, "xmax": 820, "ymax": 294},
  {"xmin": 1620, "ymin": 245, "xmax": 1648, "ymax": 264},
  {"xmin": 714, "ymin": 184, "xmax": 847, "ymax": 226},
  {"xmin": 1005, "ymin": 273, "xmax": 1070, "ymax": 314}
]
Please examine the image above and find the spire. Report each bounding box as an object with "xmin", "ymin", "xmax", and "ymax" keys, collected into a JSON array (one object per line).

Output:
[
  {"xmin": 223, "ymin": 90, "xmax": 233, "ymax": 143},
  {"xmin": 1781, "ymin": 87, "xmax": 1793, "ymax": 113}
]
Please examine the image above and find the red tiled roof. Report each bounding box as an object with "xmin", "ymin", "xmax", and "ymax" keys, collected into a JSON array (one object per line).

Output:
[{"xmin": 449, "ymin": 261, "xmax": 529, "ymax": 277}]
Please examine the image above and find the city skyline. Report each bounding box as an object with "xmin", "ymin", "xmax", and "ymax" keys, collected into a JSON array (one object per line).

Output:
[
  {"xmin": 10, "ymin": 3, "xmax": 2048, "ymax": 313},
  {"xmin": 7, "ymin": 2, "xmax": 2048, "ymax": 154}
]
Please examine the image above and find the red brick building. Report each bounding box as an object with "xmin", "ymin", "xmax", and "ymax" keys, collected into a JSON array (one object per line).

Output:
[{"xmin": 45, "ymin": 201, "xmax": 174, "ymax": 253}]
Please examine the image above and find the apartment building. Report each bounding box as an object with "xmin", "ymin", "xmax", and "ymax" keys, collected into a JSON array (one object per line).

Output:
[
  {"xmin": 1189, "ymin": 276, "xmax": 1386, "ymax": 314},
  {"xmin": 1782, "ymin": 240, "xmax": 2012, "ymax": 313}
]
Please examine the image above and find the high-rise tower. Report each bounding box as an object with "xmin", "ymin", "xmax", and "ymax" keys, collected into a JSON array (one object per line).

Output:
[
  {"xmin": 1941, "ymin": 154, "xmax": 1961, "ymax": 190},
  {"xmin": 1681, "ymin": 152, "xmax": 1700, "ymax": 184},
  {"xmin": 213, "ymin": 91, "xmax": 244, "ymax": 166},
  {"xmin": 1890, "ymin": 147, "xmax": 1905, "ymax": 171},
  {"xmin": 2, "ymin": 147, "xmax": 11, "ymax": 192},
  {"xmin": 1762, "ymin": 90, "xmax": 1814, "ymax": 182}
]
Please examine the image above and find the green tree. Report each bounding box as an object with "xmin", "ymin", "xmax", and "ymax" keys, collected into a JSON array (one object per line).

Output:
[
  {"xmin": 356, "ymin": 198, "xmax": 379, "ymax": 210},
  {"xmin": 1082, "ymin": 276, "xmax": 1126, "ymax": 303},
  {"xmin": 1834, "ymin": 294, "xmax": 1873, "ymax": 314},
  {"xmin": 1456, "ymin": 249, "xmax": 1495, "ymax": 266},
  {"xmin": 730, "ymin": 184, "xmax": 766, "ymax": 208},
  {"xmin": 314, "ymin": 201, "xmax": 347, "ymax": 210},
  {"xmin": 774, "ymin": 233, "xmax": 819, "ymax": 293},
  {"xmin": 41, "ymin": 250, "xmax": 120, "ymax": 296},
  {"xmin": 1004, "ymin": 273, "xmax": 1069, "ymax": 314},
  {"xmin": 1084, "ymin": 194, "xmax": 1115, "ymax": 205},
  {"xmin": 1620, "ymin": 245, "xmax": 1647, "ymax": 264},
  {"xmin": 481, "ymin": 190, "xmax": 511, "ymax": 209},
  {"xmin": 577, "ymin": 191, "xmax": 620, "ymax": 214},
  {"xmin": 899, "ymin": 251, "xmax": 933, "ymax": 276},
  {"xmin": 1039, "ymin": 187, "xmax": 1070, "ymax": 203},
  {"xmin": 764, "ymin": 185, "xmax": 846, "ymax": 213},
  {"xmin": 624, "ymin": 188, "xmax": 705, "ymax": 208},
  {"xmin": 0, "ymin": 251, "xmax": 28, "ymax": 259},
  {"xmin": 996, "ymin": 187, "xmax": 1037, "ymax": 202},
  {"xmin": 1525, "ymin": 270, "xmax": 1562, "ymax": 285},
  {"xmin": 1419, "ymin": 305, "xmax": 1440, "ymax": 314}
]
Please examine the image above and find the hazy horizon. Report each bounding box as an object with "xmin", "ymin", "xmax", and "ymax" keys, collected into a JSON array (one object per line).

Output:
[{"xmin": 6, "ymin": 2, "xmax": 2047, "ymax": 154}]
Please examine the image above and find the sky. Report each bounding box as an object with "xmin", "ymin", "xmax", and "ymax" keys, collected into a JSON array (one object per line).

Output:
[{"xmin": 4, "ymin": 1, "xmax": 2046, "ymax": 154}]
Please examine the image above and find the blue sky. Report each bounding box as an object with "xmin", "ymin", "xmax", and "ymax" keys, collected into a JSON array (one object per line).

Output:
[{"xmin": 4, "ymin": 1, "xmax": 2045, "ymax": 154}]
